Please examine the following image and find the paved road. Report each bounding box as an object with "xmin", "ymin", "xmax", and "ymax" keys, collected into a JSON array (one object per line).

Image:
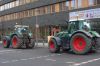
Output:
[{"xmin": 0, "ymin": 43, "xmax": 100, "ymax": 66}]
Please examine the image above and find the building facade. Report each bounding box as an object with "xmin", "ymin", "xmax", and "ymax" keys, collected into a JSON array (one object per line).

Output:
[{"xmin": 0, "ymin": 0, "xmax": 100, "ymax": 41}]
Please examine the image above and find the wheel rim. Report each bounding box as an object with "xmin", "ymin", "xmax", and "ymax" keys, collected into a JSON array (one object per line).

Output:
[
  {"xmin": 3, "ymin": 39, "xmax": 7, "ymax": 46},
  {"xmin": 12, "ymin": 37, "xmax": 18, "ymax": 47},
  {"xmin": 49, "ymin": 40, "xmax": 55, "ymax": 49},
  {"xmin": 73, "ymin": 36, "xmax": 86, "ymax": 52}
]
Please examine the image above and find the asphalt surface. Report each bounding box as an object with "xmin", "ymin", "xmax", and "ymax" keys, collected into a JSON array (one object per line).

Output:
[{"xmin": 0, "ymin": 43, "xmax": 100, "ymax": 66}]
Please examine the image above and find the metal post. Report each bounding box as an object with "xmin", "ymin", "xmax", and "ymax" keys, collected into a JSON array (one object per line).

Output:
[
  {"xmin": 36, "ymin": 13, "xmax": 38, "ymax": 46},
  {"xmin": 1, "ymin": 22, "xmax": 3, "ymax": 38}
]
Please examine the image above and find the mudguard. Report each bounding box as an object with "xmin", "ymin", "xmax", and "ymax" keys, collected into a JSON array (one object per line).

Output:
[
  {"xmin": 71, "ymin": 30, "xmax": 93, "ymax": 38},
  {"xmin": 10, "ymin": 33, "xmax": 22, "ymax": 39}
]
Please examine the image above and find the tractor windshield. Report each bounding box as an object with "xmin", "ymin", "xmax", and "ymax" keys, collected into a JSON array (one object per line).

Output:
[
  {"xmin": 81, "ymin": 21, "xmax": 91, "ymax": 31},
  {"xmin": 68, "ymin": 21, "xmax": 92, "ymax": 32}
]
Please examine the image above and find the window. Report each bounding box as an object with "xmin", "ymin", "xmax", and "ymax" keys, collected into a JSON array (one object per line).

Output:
[
  {"xmin": 97, "ymin": 0, "xmax": 100, "ymax": 5},
  {"xmin": 15, "ymin": 0, "xmax": 20, "ymax": 6},
  {"xmin": 1, "ymin": 6, "xmax": 4, "ymax": 11},
  {"xmin": 71, "ymin": 0, "xmax": 76, "ymax": 9},
  {"xmin": 39, "ymin": 7, "xmax": 45, "ymax": 15},
  {"xmin": 51, "ymin": 5, "xmax": 55, "ymax": 13},
  {"xmin": 0, "ymin": 0, "xmax": 39, "ymax": 12},
  {"xmin": 0, "ymin": 2, "xmax": 66, "ymax": 22},
  {"xmin": 89, "ymin": 0, "xmax": 95, "ymax": 6},
  {"xmin": 61, "ymin": 2, "xmax": 66, "ymax": 11},
  {"xmin": 55, "ymin": 3, "xmax": 60, "ymax": 12},
  {"xmin": 81, "ymin": 0, "xmax": 89, "ymax": 8},
  {"xmin": 25, "ymin": 0, "xmax": 31, "ymax": 4},
  {"xmin": 0, "ymin": 17, "xmax": 1, "ymax": 22},
  {"xmin": 78, "ymin": 0, "xmax": 82, "ymax": 8},
  {"xmin": 31, "ymin": 9, "xmax": 35, "ymax": 16},
  {"xmin": 35, "ymin": 8, "xmax": 41, "ymax": 16},
  {"xmin": 46, "ymin": 6, "xmax": 51, "ymax": 14}
]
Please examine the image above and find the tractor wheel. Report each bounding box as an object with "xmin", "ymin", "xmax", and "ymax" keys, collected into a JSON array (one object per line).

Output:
[
  {"xmin": 70, "ymin": 33, "xmax": 92, "ymax": 55},
  {"xmin": 49, "ymin": 38, "xmax": 60, "ymax": 53},
  {"xmin": 11, "ymin": 35, "xmax": 22, "ymax": 49},
  {"xmin": 3, "ymin": 36, "xmax": 10, "ymax": 48},
  {"xmin": 27, "ymin": 39, "xmax": 35, "ymax": 49}
]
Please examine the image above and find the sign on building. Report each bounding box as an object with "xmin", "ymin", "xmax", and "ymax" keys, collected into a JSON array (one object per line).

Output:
[{"xmin": 69, "ymin": 8, "xmax": 100, "ymax": 21}]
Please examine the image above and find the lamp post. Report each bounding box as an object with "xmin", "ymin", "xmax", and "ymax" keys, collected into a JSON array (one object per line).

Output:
[
  {"xmin": 1, "ymin": 21, "xmax": 3, "ymax": 37},
  {"xmin": 35, "ymin": 9, "xmax": 39, "ymax": 45}
]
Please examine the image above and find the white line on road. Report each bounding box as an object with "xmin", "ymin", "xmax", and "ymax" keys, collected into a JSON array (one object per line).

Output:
[
  {"xmin": 27, "ymin": 58, "xmax": 35, "ymax": 60},
  {"xmin": 0, "ymin": 50, "xmax": 14, "ymax": 52},
  {"xmin": 72, "ymin": 58, "xmax": 100, "ymax": 66},
  {"xmin": 0, "ymin": 54, "xmax": 61, "ymax": 64},
  {"xmin": 1, "ymin": 61, "xmax": 10, "ymax": 64},
  {"xmin": 46, "ymin": 59, "xmax": 56, "ymax": 62},
  {"xmin": 42, "ymin": 55, "xmax": 50, "ymax": 58},
  {"xmin": 36, "ymin": 56, "xmax": 43, "ymax": 59},
  {"xmin": 65, "ymin": 62, "xmax": 76, "ymax": 64},
  {"xmin": 57, "ymin": 54, "xmax": 62, "ymax": 56},
  {"xmin": 11, "ymin": 60, "xmax": 19, "ymax": 62},
  {"xmin": 0, "ymin": 51, "xmax": 22, "ymax": 55},
  {"xmin": 20, "ymin": 59, "xmax": 28, "ymax": 61},
  {"xmin": 50, "ymin": 54, "xmax": 56, "ymax": 56}
]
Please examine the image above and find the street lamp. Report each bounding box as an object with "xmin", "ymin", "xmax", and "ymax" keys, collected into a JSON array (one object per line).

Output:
[
  {"xmin": 1, "ymin": 21, "xmax": 3, "ymax": 37},
  {"xmin": 35, "ymin": 9, "xmax": 39, "ymax": 45}
]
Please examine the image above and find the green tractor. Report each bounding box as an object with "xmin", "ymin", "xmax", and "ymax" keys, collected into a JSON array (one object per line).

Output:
[
  {"xmin": 48, "ymin": 20, "xmax": 100, "ymax": 54},
  {"xmin": 3, "ymin": 25, "xmax": 35, "ymax": 49}
]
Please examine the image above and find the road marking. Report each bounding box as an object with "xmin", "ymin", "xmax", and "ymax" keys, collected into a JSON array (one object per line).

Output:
[
  {"xmin": 0, "ymin": 51, "xmax": 22, "ymax": 55},
  {"xmin": 42, "ymin": 55, "xmax": 50, "ymax": 58},
  {"xmin": 28, "ymin": 58, "xmax": 35, "ymax": 60},
  {"xmin": 50, "ymin": 54, "xmax": 56, "ymax": 56},
  {"xmin": 46, "ymin": 59, "xmax": 56, "ymax": 62},
  {"xmin": 20, "ymin": 59, "xmax": 28, "ymax": 61},
  {"xmin": 66, "ymin": 62, "xmax": 76, "ymax": 64},
  {"xmin": 0, "ymin": 54, "xmax": 60, "ymax": 64},
  {"xmin": 11, "ymin": 60, "xmax": 19, "ymax": 62},
  {"xmin": 0, "ymin": 50, "xmax": 14, "ymax": 52},
  {"xmin": 36, "ymin": 56, "xmax": 43, "ymax": 59},
  {"xmin": 1, "ymin": 61, "xmax": 10, "ymax": 63},
  {"xmin": 72, "ymin": 58, "xmax": 100, "ymax": 66},
  {"xmin": 57, "ymin": 54, "xmax": 62, "ymax": 56}
]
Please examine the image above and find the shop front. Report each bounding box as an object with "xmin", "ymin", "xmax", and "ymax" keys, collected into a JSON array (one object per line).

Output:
[{"xmin": 69, "ymin": 8, "xmax": 100, "ymax": 33}]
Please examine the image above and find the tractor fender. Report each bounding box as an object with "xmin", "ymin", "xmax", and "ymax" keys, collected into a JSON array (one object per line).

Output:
[
  {"xmin": 71, "ymin": 30, "xmax": 93, "ymax": 38},
  {"xmin": 3, "ymin": 36, "xmax": 10, "ymax": 41},
  {"xmin": 11, "ymin": 34, "xmax": 18, "ymax": 38},
  {"xmin": 52, "ymin": 37, "xmax": 61, "ymax": 46}
]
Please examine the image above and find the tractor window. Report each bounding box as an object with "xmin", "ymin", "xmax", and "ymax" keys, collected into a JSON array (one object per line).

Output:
[
  {"xmin": 82, "ymin": 22, "xmax": 91, "ymax": 31},
  {"xmin": 68, "ymin": 22, "xmax": 78, "ymax": 33}
]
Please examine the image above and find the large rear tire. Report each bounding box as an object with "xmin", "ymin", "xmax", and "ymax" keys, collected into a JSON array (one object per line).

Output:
[
  {"xmin": 11, "ymin": 35, "xmax": 22, "ymax": 49},
  {"xmin": 49, "ymin": 38, "xmax": 60, "ymax": 53},
  {"xmin": 3, "ymin": 36, "xmax": 10, "ymax": 48},
  {"xmin": 70, "ymin": 33, "xmax": 92, "ymax": 54}
]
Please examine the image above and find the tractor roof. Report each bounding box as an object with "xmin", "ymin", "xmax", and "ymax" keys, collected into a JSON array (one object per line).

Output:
[{"xmin": 15, "ymin": 25, "xmax": 29, "ymax": 28}]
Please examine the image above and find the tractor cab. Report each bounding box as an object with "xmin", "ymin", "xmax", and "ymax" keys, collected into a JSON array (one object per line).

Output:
[
  {"xmin": 56, "ymin": 20, "xmax": 91, "ymax": 38},
  {"xmin": 14, "ymin": 25, "xmax": 29, "ymax": 34},
  {"xmin": 67, "ymin": 20, "xmax": 91, "ymax": 34},
  {"xmin": 14, "ymin": 25, "xmax": 32, "ymax": 37}
]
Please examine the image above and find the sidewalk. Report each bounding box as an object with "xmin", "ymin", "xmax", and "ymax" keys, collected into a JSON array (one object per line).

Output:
[
  {"xmin": 0, "ymin": 41, "xmax": 48, "ymax": 47},
  {"xmin": 35, "ymin": 43, "xmax": 48, "ymax": 47},
  {"xmin": 0, "ymin": 41, "xmax": 2, "ymax": 43}
]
